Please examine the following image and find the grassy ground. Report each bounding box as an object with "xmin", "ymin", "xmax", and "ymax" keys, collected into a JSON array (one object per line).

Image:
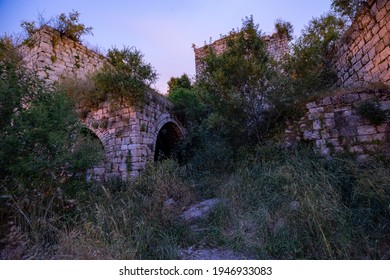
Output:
[{"xmin": 1, "ymin": 145, "xmax": 389, "ymax": 259}]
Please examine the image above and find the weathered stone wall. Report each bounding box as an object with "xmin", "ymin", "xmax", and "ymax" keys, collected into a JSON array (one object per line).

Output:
[
  {"xmin": 331, "ymin": 0, "xmax": 390, "ymax": 88},
  {"xmin": 84, "ymin": 92, "xmax": 183, "ymax": 180},
  {"xmin": 19, "ymin": 26, "xmax": 106, "ymax": 82},
  {"xmin": 18, "ymin": 26, "xmax": 184, "ymax": 180},
  {"xmin": 194, "ymin": 32, "xmax": 289, "ymax": 76},
  {"xmin": 284, "ymin": 90, "xmax": 390, "ymax": 161}
]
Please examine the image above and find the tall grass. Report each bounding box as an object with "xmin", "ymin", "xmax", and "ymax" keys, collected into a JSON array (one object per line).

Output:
[
  {"xmin": 1, "ymin": 160, "xmax": 195, "ymax": 259},
  {"xmin": 212, "ymin": 145, "xmax": 389, "ymax": 259},
  {"xmin": 1, "ymin": 147, "xmax": 389, "ymax": 259}
]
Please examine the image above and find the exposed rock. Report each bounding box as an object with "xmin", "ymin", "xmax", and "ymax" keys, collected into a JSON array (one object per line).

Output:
[
  {"xmin": 181, "ymin": 198, "xmax": 224, "ymax": 222},
  {"xmin": 178, "ymin": 246, "xmax": 253, "ymax": 260}
]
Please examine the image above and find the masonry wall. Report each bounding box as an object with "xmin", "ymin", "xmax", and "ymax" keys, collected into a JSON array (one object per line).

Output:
[
  {"xmin": 194, "ymin": 32, "xmax": 289, "ymax": 76},
  {"xmin": 84, "ymin": 92, "xmax": 183, "ymax": 180},
  {"xmin": 18, "ymin": 26, "xmax": 183, "ymax": 180},
  {"xmin": 284, "ymin": 90, "xmax": 390, "ymax": 161},
  {"xmin": 331, "ymin": 0, "xmax": 390, "ymax": 88},
  {"xmin": 19, "ymin": 26, "xmax": 106, "ymax": 82}
]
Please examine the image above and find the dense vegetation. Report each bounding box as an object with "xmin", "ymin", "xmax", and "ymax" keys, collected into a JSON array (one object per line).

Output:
[{"xmin": 1, "ymin": 3, "xmax": 389, "ymax": 260}]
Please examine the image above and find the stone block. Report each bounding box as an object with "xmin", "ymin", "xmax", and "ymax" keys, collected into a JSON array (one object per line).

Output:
[
  {"xmin": 370, "ymin": 33, "xmax": 381, "ymax": 46},
  {"xmin": 132, "ymin": 149, "xmax": 143, "ymax": 157},
  {"xmin": 93, "ymin": 168, "xmax": 105, "ymax": 175},
  {"xmin": 365, "ymin": 144, "xmax": 380, "ymax": 152},
  {"xmin": 357, "ymin": 133, "xmax": 385, "ymax": 143},
  {"xmin": 308, "ymin": 107, "xmax": 324, "ymax": 120},
  {"xmin": 362, "ymin": 53, "xmax": 370, "ymax": 66},
  {"xmin": 324, "ymin": 112, "xmax": 334, "ymax": 119},
  {"xmin": 303, "ymin": 130, "xmax": 320, "ymax": 140},
  {"xmin": 326, "ymin": 138, "xmax": 340, "ymax": 147},
  {"xmin": 325, "ymin": 118, "xmax": 336, "ymax": 128},
  {"xmin": 321, "ymin": 130, "xmax": 331, "ymax": 139},
  {"xmin": 356, "ymin": 154, "xmax": 369, "ymax": 163},
  {"xmin": 343, "ymin": 93, "xmax": 360, "ymax": 103},
  {"xmin": 357, "ymin": 125, "xmax": 377, "ymax": 135},
  {"xmin": 376, "ymin": 6, "xmax": 387, "ymax": 22},
  {"xmin": 306, "ymin": 101, "xmax": 317, "ymax": 109},
  {"xmin": 119, "ymin": 163, "xmax": 127, "ymax": 172},
  {"xmin": 330, "ymin": 129, "xmax": 340, "ymax": 138},
  {"xmin": 346, "ymin": 115, "xmax": 362, "ymax": 127},
  {"xmin": 349, "ymin": 145, "xmax": 364, "ymax": 153},
  {"xmin": 380, "ymin": 100, "xmax": 390, "ymax": 110},
  {"xmin": 320, "ymin": 97, "xmax": 332, "ymax": 106},
  {"xmin": 315, "ymin": 139, "xmax": 326, "ymax": 148},
  {"xmin": 313, "ymin": 120, "xmax": 322, "ymax": 130}
]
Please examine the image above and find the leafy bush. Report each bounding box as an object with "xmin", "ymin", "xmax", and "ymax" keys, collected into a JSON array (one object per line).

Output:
[
  {"xmin": 356, "ymin": 101, "xmax": 388, "ymax": 125},
  {"xmin": 21, "ymin": 10, "xmax": 92, "ymax": 43},
  {"xmin": 167, "ymin": 74, "xmax": 192, "ymax": 94},
  {"xmin": 274, "ymin": 19, "xmax": 294, "ymax": 41},
  {"xmin": 331, "ymin": 0, "xmax": 365, "ymax": 20},
  {"xmin": 0, "ymin": 51, "xmax": 102, "ymax": 258},
  {"xmin": 93, "ymin": 47, "xmax": 157, "ymax": 107},
  {"xmin": 284, "ymin": 12, "xmax": 347, "ymax": 98}
]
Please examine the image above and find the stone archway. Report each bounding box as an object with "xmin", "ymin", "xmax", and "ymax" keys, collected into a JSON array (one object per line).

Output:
[
  {"xmin": 81, "ymin": 126, "xmax": 107, "ymax": 181},
  {"xmin": 154, "ymin": 121, "xmax": 183, "ymax": 161},
  {"xmin": 151, "ymin": 113, "xmax": 184, "ymax": 162}
]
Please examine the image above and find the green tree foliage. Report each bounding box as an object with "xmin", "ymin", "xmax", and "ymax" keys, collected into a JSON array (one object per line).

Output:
[
  {"xmin": 274, "ymin": 18, "xmax": 294, "ymax": 41},
  {"xmin": 198, "ymin": 16, "xmax": 277, "ymax": 144},
  {"xmin": 0, "ymin": 43, "xmax": 102, "ymax": 195},
  {"xmin": 21, "ymin": 10, "xmax": 93, "ymax": 43},
  {"xmin": 167, "ymin": 74, "xmax": 192, "ymax": 94},
  {"xmin": 285, "ymin": 12, "xmax": 347, "ymax": 97},
  {"xmin": 331, "ymin": 0, "xmax": 365, "ymax": 20},
  {"xmin": 92, "ymin": 46, "xmax": 157, "ymax": 107}
]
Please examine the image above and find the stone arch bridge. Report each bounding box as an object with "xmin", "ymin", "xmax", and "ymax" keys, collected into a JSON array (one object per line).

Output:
[
  {"xmin": 83, "ymin": 91, "xmax": 184, "ymax": 180},
  {"xmin": 18, "ymin": 26, "xmax": 184, "ymax": 180}
]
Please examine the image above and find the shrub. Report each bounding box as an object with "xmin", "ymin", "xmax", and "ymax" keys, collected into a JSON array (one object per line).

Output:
[
  {"xmin": 356, "ymin": 101, "xmax": 388, "ymax": 125},
  {"xmin": 274, "ymin": 19, "xmax": 294, "ymax": 41},
  {"xmin": 92, "ymin": 46, "xmax": 157, "ymax": 107},
  {"xmin": 21, "ymin": 10, "xmax": 93, "ymax": 43},
  {"xmin": 284, "ymin": 12, "xmax": 347, "ymax": 97},
  {"xmin": 0, "ymin": 55, "xmax": 102, "ymax": 259}
]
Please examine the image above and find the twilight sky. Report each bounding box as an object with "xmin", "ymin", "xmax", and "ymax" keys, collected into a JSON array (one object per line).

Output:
[{"xmin": 0, "ymin": 0, "xmax": 332, "ymax": 93}]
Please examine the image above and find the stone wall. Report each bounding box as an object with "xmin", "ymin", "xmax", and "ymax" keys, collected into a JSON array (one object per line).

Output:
[
  {"xmin": 194, "ymin": 32, "xmax": 289, "ymax": 76},
  {"xmin": 284, "ymin": 90, "xmax": 390, "ymax": 161},
  {"xmin": 84, "ymin": 92, "xmax": 183, "ymax": 180},
  {"xmin": 19, "ymin": 26, "xmax": 106, "ymax": 82},
  {"xmin": 331, "ymin": 0, "xmax": 390, "ymax": 88},
  {"xmin": 18, "ymin": 26, "xmax": 184, "ymax": 180}
]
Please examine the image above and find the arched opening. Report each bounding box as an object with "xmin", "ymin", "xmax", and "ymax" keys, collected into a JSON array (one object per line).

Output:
[
  {"xmin": 81, "ymin": 127, "xmax": 106, "ymax": 181},
  {"xmin": 154, "ymin": 122, "xmax": 182, "ymax": 161}
]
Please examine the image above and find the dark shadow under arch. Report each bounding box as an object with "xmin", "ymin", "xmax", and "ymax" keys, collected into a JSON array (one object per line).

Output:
[{"xmin": 154, "ymin": 122, "xmax": 182, "ymax": 161}]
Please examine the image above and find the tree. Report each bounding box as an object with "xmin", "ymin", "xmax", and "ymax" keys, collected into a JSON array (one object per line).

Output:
[
  {"xmin": 331, "ymin": 0, "xmax": 366, "ymax": 20},
  {"xmin": 0, "ymin": 41, "xmax": 102, "ymax": 195},
  {"xmin": 197, "ymin": 16, "xmax": 276, "ymax": 144},
  {"xmin": 167, "ymin": 74, "xmax": 192, "ymax": 94},
  {"xmin": 92, "ymin": 46, "xmax": 157, "ymax": 106},
  {"xmin": 285, "ymin": 12, "xmax": 347, "ymax": 97}
]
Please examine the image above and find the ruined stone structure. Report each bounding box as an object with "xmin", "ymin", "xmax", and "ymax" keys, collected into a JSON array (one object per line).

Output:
[
  {"xmin": 19, "ymin": 26, "xmax": 106, "ymax": 82},
  {"xmin": 19, "ymin": 26, "xmax": 184, "ymax": 180},
  {"xmin": 285, "ymin": 0, "xmax": 390, "ymax": 160},
  {"xmin": 331, "ymin": 0, "xmax": 390, "ymax": 88},
  {"xmin": 193, "ymin": 32, "xmax": 289, "ymax": 76},
  {"xmin": 284, "ymin": 89, "xmax": 390, "ymax": 160}
]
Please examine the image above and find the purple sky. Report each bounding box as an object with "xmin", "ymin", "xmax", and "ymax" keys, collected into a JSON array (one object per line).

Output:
[{"xmin": 0, "ymin": 0, "xmax": 332, "ymax": 93}]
